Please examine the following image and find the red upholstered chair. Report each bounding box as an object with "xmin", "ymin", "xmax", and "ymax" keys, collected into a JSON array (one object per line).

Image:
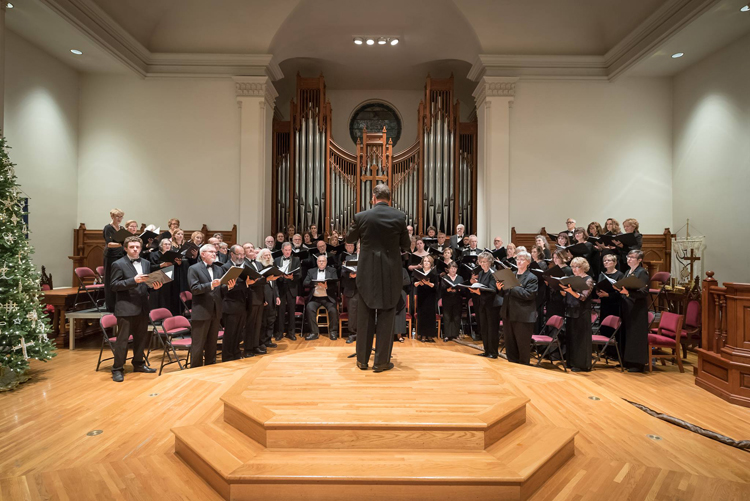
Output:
[
  {"xmin": 179, "ymin": 291, "xmax": 193, "ymax": 317},
  {"xmin": 648, "ymin": 271, "xmax": 671, "ymax": 312},
  {"xmin": 647, "ymin": 311, "xmax": 685, "ymax": 373},
  {"xmin": 147, "ymin": 308, "xmax": 173, "ymax": 356},
  {"xmin": 74, "ymin": 267, "xmax": 105, "ymax": 311},
  {"xmin": 96, "ymin": 266, "xmax": 105, "ymax": 283},
  {"xmin": 532, "ymin": 315, "xmax": 566, "ymax": 372},
  {"xmin": 405, "ymin": 296, "xmax": 414, "ymax": 339},
  {"xmin": 159, "ymin": 315, "xmax": 192, "ymax": 375},
  {"xmin": 466, "ymin": 298, "xmax": 478, "ymax": 339},
  {"xmin": 683, "ymin": 300, "xmax": 702, "ymax": 353},
  {"xmin": 96, "ymin": 314, "xmax": 132, "ymax": 371},
  {"xmin": 591, "ymin": 315, "xmax": 623, "ymax": 371}
]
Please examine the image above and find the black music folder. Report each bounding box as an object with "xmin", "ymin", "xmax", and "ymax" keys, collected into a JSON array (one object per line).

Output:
[
  {"xmin": 408, "ymin": 253, "xmax": 425, "ymax": 267},
  {"xmin": 412, "ymin": 269, "xmax": 433, "ymax": 282},
  {"xmin": 180, "ymin": 241, "xmax": 200, "ymax": 256},
  {"xmin": 427, "ymin": 246, "xmax": 444, "ymax": 258},
  {"xmin": 342, "ymin": 260, "xmax": 358, "ymax": 273},
  {"xmin": 610, "ymin": 233, "xmax": 638, "ymax": 248},
  {"xmin": 442, "ymin": 277, "xmax": 460, "ymax": 288},
  {"xmin": 260, "ymin": 265, "xmax": 284, "ymax": 278},
  {"xmin": 487, "ymin": 247, "xmax": 507, "ymax": 260},
  {"xmin": 239, "ymin": 265, "xmax": 263, "ymax": 281},
  {"xmin": 493, "ymin": 268, "xmax": 521, "ymax": 289},
  {"xmin": 220, "ymin": 266, "xmax": 244, "ymax": 285},
  {"xmin": 158, "ymin": 250, "xmax": 182, "ymax": 264},
  {"xmin": 614, "ymin": 275, "xmax": 648, "ymax": 290},
  {"xmin": 139, "ymin": 230, "xmax": 158, "ymax": 242},
  {"xmin": 292, "ymin": 248, "xmax": 310, "ymax": 260},
  {"xmin": 311, "ymin": 276, "xmax": 338, "ymax": 283},
  {"xmin": 549, "ymin": 275, "xmax": 590, "ymax": 292},
  {"xmin": 144, "ymin": 267, "xmax": 174, "ymax": 287},
  {"xmin": 596, "ymin": 275, "xmax": 618, "ymax": 294}
]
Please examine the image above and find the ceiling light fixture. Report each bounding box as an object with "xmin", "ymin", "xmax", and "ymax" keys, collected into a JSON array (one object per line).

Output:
[
  {"xmin": 6, "ymin": 2, "xmax": 13, "ymax": 8},
  {"xmin": 378, "ymin": 37, "xmax": 387, "ymax": 45},
  {"xmin": 741, "ymin": 5, "xmax": 749, "ymax": 11},
  {"xmin": 671, "ymin": 52, "xmax": 684, "ymax": 58},
  {"xmin": 353, "ymin": 37, "xmax": 363, "ymax": 45},
  {"xmin": 390, "ymin": 38, "xmax": 399, "ymax": 46},
  {"xmin": 366, "ymin": 38, "xmax": 375, "ymax": 45},
  {"xmin": 70, "ymin": 49, "xmax": 83, "ymax": 55}
]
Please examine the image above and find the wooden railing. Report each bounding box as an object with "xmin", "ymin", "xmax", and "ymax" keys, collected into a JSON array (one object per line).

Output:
[{"xmin": 696, "ymin": 272, "xmax": 750, "ymax": 408}]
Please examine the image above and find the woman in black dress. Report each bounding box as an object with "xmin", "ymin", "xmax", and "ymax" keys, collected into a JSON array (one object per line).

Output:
[
  {"xmin": 148, "ymin": 238, "xmax": 180, "ymax": 315},
  {"xmin": 545, "ymin": 250, "xmax": 572, "ymax": 319},
  {"xmin": 467, "ymin": 252, "xmax": 502, "ymax": 358},
  {"xmin": 616, "ymin": 250, "xmax": 650, "ymax": 372},
  {"xmin": 615, "ymin": 218, "xmax": 643, "ymax": 273},
  {"xmin": 438, "ymin": 247, "xmax": 455, "ymax": 276},
  {"xmin": 169, "ymin": 229, "xmax": 191, "ymax": 297},
  {"xmin": 440, "ymin": 261, "xmax": 464, "ymax": 341},
  {"xmin": 103, "ymin": 208, "xmax": 125, "ymax": 312},
  {"xmin": 535, "ymin": 235, "xmax": 551, "ymax": 260},
  {"xmin": 555, "ymin": 232, "xmax": 573, "ymax": 263},
  {"xmin": 560, "ymin": 257, "xmax": 595, "ymax": 372},
  {"xmin": 596, "ymin": 254, "xmax": 624, "ymax": 339},
  {"xmin": 505, "ymin": 243, "xmax": 517, "ymax": 267},
  {"xmin": 573, "ymin": 227, "xmax": 595, "ymax": 277},
  {"xmin": 414, "ymin": 256, "xmax": 439, "ymax": 342}
]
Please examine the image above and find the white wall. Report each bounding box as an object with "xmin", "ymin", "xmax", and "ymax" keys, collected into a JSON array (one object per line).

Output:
[
  {"xmin": 508, "ymin": 77, "xmax": 673, "ymax": 238},
  {"xmin": 4, "ymin": 30, "xmax": 79, "ymax": 287},
  {"xmin": 77, "ymin": 75, "xmax": 240, "ymax": 231},
  {"xmin": 673, "ymin": 32, "xmax": 750, "ymax": 283}
]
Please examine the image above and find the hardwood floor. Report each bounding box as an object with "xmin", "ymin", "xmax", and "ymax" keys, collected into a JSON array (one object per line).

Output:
[{"xmin": 2, "ymin": 335, "xmax": 750, "ymax": 500}]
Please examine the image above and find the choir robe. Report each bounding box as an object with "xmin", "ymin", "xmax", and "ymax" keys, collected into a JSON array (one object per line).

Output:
[
  {"xmin": 439, "ymin": 274, "xmax": 464, "ymax": 340},
  {"xmin": 414, "ymin": 269, "xmax": 440, "ymax": 339},
  {"xmin": 619, "ymin": 265, "xmax": 650, "ymax": 369},
  {"xmin": 563, "ymin": 275, "xmax": 595, "ymax": 371},
  {"xmin": 147, "ymin": 251, "xmax": 180, "ymax": 315}
]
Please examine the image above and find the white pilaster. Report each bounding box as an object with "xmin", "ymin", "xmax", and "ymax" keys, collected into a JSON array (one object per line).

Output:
[
  {"xmin": 473, "ymin": 77, "xmax": 517, "ymax": 247},
  {"xmin": 234, "ymin": 76, "xmax": 277, "ymax": 246}
]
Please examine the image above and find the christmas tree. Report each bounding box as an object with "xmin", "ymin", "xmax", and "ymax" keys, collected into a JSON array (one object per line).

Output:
[{"xmin": 0, "ymin": 134, "xmax": 55, "ymax": 391}]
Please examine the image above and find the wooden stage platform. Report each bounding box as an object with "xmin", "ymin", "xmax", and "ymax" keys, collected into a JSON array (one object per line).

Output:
[{"xmin": 2, "ymin": 337, "xmax": 750, "ymax": 500}]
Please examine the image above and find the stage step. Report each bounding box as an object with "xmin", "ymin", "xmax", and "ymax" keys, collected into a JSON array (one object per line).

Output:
[{"xmin": 174, "ymin": 420, "xmax": 576, "ymax": 501}]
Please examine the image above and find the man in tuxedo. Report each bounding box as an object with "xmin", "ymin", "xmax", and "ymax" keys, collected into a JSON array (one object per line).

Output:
[
  {"xmin": 339, "ymin": 242, "xmax": 359, "ymax": 344},
  {"xmin": 208, "ymin": 237, "xmax": 228, "ymax": 264},
  {"xmin": 462, "ymin": 235, "xmax": 481, "ymax": 257},
  {"xmin": 256, "ymin": 248, "xmax": 281, "ymax": 349},
  {"xmin": 110, "ymin": 236, "xmax": 162, "ymax": 382},
  {"xmin": 492, "ymin": 236, "xmax": 507, "ymax": 261},
  {"xmin": 449, "ymin": 224, "xmax": 466, "ymax": 251},
  {"xmin": 347, "ymin": 184, "xmax": 410, "ymax": 372},
  {"xmin": 291, "ymin": 233, "xmax": 306, "ymax": 250},
  {"xmin": 303, "ymin": 254, "xmax": 339, "ymax": 340},
  {"xmin": 188, "ymin": 244, "xmax": 236, "ymax": 367},
  {"xmin": 274, "ymin": 242, "xmax": 301, "ymax": 341},
  {"xmin": 564, "ymin": 218, "xmax": 576, "ymax": 240},
  {"xmin": 264, "ymin": 236, "xmax": 275, "ymax": 251},
  {"xmin": 241, "ymin": 243, "xmax": 267, "ymax": 357},
  {"xmin": 435, "ymin": 232, "xmax": 447, "ymax": 253},
  {"xmin": 221, "ymin": 245, "xmax": 248, "ymax": 361}
]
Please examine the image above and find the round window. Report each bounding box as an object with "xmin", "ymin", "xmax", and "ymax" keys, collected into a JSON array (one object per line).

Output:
[{"xmin": 349, "ymin": 101, "xmax": 402, "ymax": 147}]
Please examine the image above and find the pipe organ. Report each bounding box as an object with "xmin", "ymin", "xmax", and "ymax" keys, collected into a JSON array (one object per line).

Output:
[{"xmin": 272, "ymin": 74, "xmax": 477, "ymax": 237}]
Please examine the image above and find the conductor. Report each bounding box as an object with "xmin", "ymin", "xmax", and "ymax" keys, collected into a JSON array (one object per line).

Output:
[{"xmin": 346, "ymin": 184, "xmax": 410, "ymax": 372}]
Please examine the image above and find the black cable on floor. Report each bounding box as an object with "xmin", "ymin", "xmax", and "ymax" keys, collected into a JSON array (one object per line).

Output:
[{"xmin": 623, "ymin": 399, "xmax": 750, "ymax": 452}]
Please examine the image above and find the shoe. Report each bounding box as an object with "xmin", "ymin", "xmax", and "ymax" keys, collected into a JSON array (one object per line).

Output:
[
  {"xmin": 487, "ymin": 354, "xmax": 498, "ymax": 359},
  {"xmin": 477, "ymin": 353, "xmax": 490, "ymax": 357},
  {"xmin": 329, "ymin": 333, "xmax": 338, "ymax": 341},
  {"xmin": 253, "ymin": 346, "xmax": 267, "ymax": 355},
  {"xmin": 627, "ymin": 367, "xmax": 643, "ymax": 373},
  {"xmin": 305, "ymin": 333, "xmax": 319, "ymax": 341},
  {"xmin": 243, "ymin": 352, "xmax": 255, "ymax": 358},
  {"xmin": 356, "ymin": 362, "xmax": 369, "ymax": 370},
  {"xmin": 112, "ymin": 371, "xmax": 124, "ymax": 383},
  {"xmin": 346, "ymin": 336, "xmax": 356, "ymax": 344},
  {"xmin": 372, "ymin": 363, "xmax": 394, "ymax": 373},
  {"xmin": 286, "ymin": 334, "xmax": 297, "ymax": 341},
  {"xmin": 274, "ymin": 335, "xmax": 283, "ymax": 341},
  {"xmin": 397, "ymin": 337, "xmax": 405, "ymax": 343},
  {"xmin": 133, "ymin": 366, "xmax": 156, "ymax": 373},
  {"xmin": 266, "ymin": 342, "xmax": 278, "ymax": 348},
  {"xmin": 570, "ymin": 367, "xmax": 582, "ymax": 372}
]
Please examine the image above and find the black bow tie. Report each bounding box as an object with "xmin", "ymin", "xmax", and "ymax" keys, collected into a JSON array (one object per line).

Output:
[
  {"xmin": 130, "ymin": 258, "xmax": 141, "ymax": 264},
  {"xmin": 283, "ymin": 257, "xmax": 291, "ymax": 261}
]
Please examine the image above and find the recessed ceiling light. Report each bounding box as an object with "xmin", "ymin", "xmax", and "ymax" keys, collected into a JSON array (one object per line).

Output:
[
  {"xmin": 70, "ymin": 49, "xmax": 83, "ymax": 55},
  {"xmin": 366, "ymin": 38, "xmax": 375, "ymax": 45},
  {"xmin": 671, "ymin": 52, "xmax": 684, "ymax": 59},
  {"xmin": 6, "ymin": 2, "xmax": 13, "ymax": 8},
  {"xmin": 353, "ymin": 37, "xmax": 363, "ymax": 45},
  {"xmin": 378, "ymin": 37, "xmax": 386, "ymax": 45},
  {"xmin": 741, "ymin": 5, "xmax": 749, "ymax": 11},
  {"xmin": 390, "ymin": 38, "xmax": 399, "ymax": 46}
]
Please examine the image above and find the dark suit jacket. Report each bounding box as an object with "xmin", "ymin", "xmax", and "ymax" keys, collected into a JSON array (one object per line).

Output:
[
  {"xmin": 188, "ymin": 261, "xmax": 225, "ymax": 320},
  {"xmin": 217, "ymin": 252, "xmax": 229, "ymax": 264},
  {"xmin": 244, "ymin": 259, "xmax": 266, "ymax": 306},
  {"xmin": 476, "ymin": 268, "xmax": 503, "ymax": 308},
  {"xmin": 346, "ymin": 201, "xmax": 410, "ymax": 309},
  {"xmin": 339, "ymin": 253, "xmax": 358, "ymax": 298},
  {"xmin": 222, "ymin": 261, "xmax": 248, "ymax": 315},
  {"xmin": 449, "ymin": 234, "xmax": 466, "ymax": 251},
  {"xmin": 110, "ymin": 256, "xmax": 152, "ymax": 317},
  {"xmin": 274, "ymin": 255, "xmax": 301, "ymax": 296},
  {"xmin": 500, "ymin": 270, "xmax": 538, "ymax": 323},
  {"xmin": 303, "ymin": 267, "xmax": 339, "ymax": 302}
]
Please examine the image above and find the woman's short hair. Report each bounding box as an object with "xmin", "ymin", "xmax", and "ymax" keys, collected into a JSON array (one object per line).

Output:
[
  {"xmin": 570, "ymin": 257, "xmax": 590, "ymax": 272},
  {"xmin": 110, "ymin": 208, "xmax": 124, "ymax": 218},
  {"xmin": 124, "ymin": 219, "xmax": 137, "ymax": 228},
  {"xmin": 422, "ymin": 255, "xmax": 434, "ymax": 266},
  {"xmin": 602, "ymin": 253, "xmax": 618, "ymax": 264},
  {"xmin": 574, "ymin": 227, "xmax": 586, "ymax": 236},
  {"xmin": 426, "ymin": 225, "xmax": 437, "ymax": 235},
  {"xmin": 443, "ymin": 247, "xmax": 455, "ymax": 259},
  {"xmin": 628, "ymin": 249, "xmax": 644, "ymax": 261},
  {"xmin": 587, "ymin": 222, "xmax": 603, "ymax": 237},
  {"xmin": 448, "ymin": 260, "xmax": 458, "ymax": 270},
  {"xmin": 556, "ymin": 233, "xmax": 571, "ymax": 246},
  {"xmin": 168, "ymin": 218, "xmax": 180, "ymax": 227},
  {"xmin": 478, "ymin": 251, "xmax": 494, "ymax": 264},
  {"xmin": 623, "ymin": 218, "xmax": 640, "ymax": 231},
  {"xmin": 191, "ymin": 231, "xmax": 204, "ymax": 242},
  {"xmin": 516, "ymin": 251, "xmax": 531, "ymax": 263},
  {"xmin": 159, "ymin": 238, "xmax": 171, "ymax": 250}
]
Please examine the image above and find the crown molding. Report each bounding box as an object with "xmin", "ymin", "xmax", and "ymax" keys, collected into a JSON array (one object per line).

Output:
[
  {"xmin": 40, "ymin": 0, "xmax": 282, "ymax": 79},
  {"xmin": 472, "ymin": 77, "xmax": 519, "ymax": 108},
  {"xmin": 469, "ymin": 0, "xmax": 721, "ymax": 82},
  {"xmin": 233, "ymin": 76, "xmax": 279, "ymax": 108}
]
